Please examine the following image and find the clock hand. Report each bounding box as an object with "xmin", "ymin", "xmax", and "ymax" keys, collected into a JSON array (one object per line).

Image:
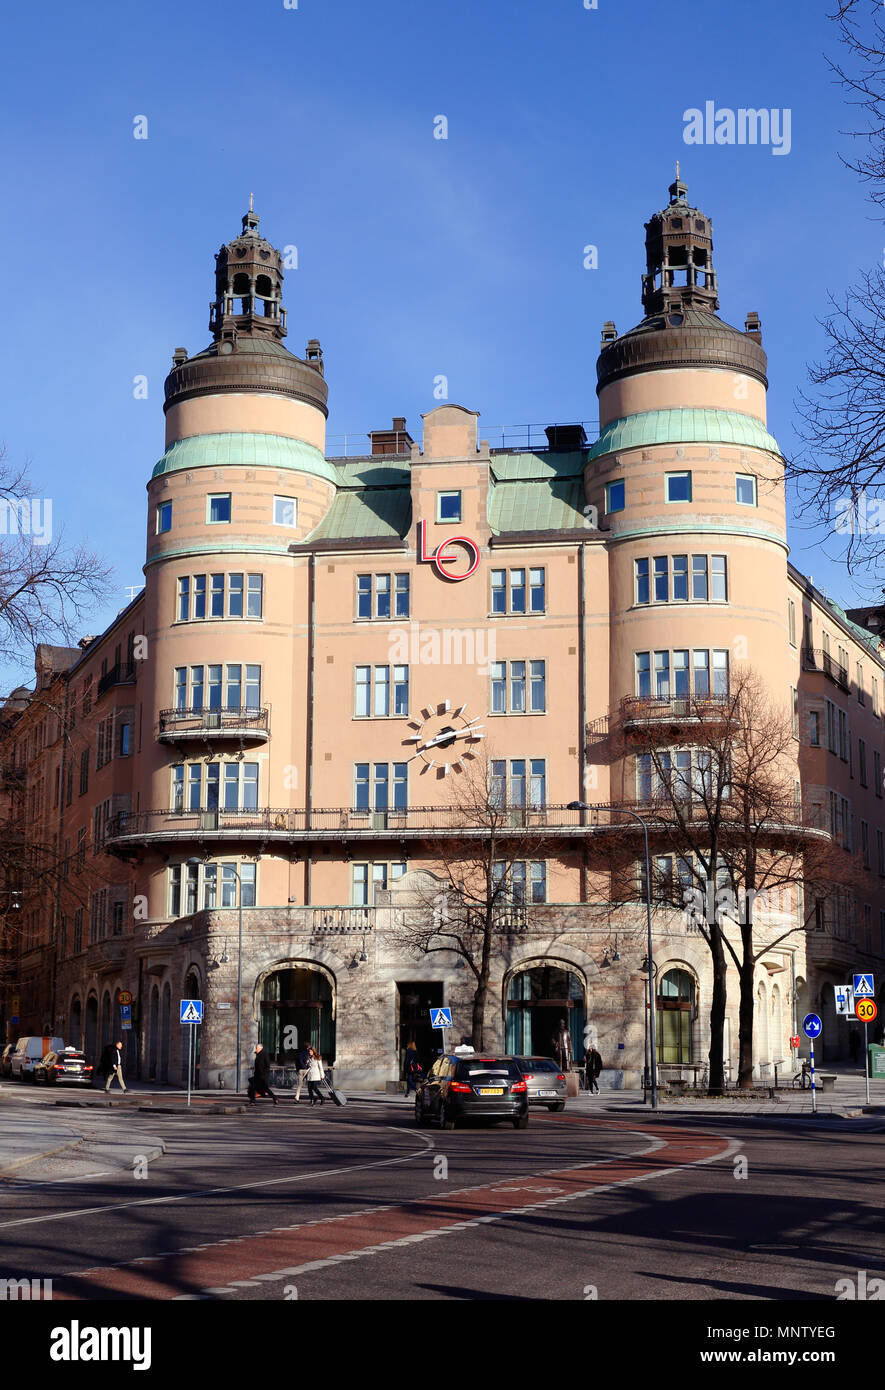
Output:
[{"xmin": 419, "ymin": 724, "xmax": 486, "ymax": 752}]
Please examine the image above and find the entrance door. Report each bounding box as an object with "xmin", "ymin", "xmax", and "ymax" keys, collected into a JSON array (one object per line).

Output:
[
  {"xmin": 260, "ymin": 967, "xmax": 335, "ymax": 1064},
  {"xmin": 396, "ymin": 982, "xmax": 443, "ymax": 1077},
  {"xmin": 506, "ymin": 965, "xmax": 586, "ymax": 1064}
]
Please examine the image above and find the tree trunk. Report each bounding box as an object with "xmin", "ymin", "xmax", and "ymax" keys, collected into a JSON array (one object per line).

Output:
[
  {"xmin": 707, "ymin": 918, "xmax": 728, "ymax": 1094},
  {"xmin": 737, "ymin": 953, "xmax": 756, "ymax": 1088},
  {"xmin": 471, "ymin": 975, "xmax": 490, "ymax": 1050}
]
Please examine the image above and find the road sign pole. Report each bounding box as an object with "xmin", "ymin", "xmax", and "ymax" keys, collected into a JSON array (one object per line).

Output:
[
  {"xmin": 865, "ymin": 1021, "xmax": 870, "ymax": 1106},
  {"xmin": 187, "ymin": 1024, "xmax": 193, "ymax": 1109},
  {"xmin": 810, "ymin": 1038, "xmax": 816, "ymax": 1114}
]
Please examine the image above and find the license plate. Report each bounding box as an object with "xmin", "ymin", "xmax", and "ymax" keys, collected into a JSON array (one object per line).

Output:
[
  {"xmin": 478, "ymin": 1087, "xmax": 504, "ymax": 1095},
  {"xmin": 68, "ymin": 1066, "xmax": 82, "ymax": 1072},
  {"xmin": 538, "ymin": 1090, "xmax": 557, "ymax": 1096}
]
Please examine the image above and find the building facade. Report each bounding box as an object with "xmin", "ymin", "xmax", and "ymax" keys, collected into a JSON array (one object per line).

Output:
[{"xmin": 2, "ymin": 180, "xmax": 884, "ymax": 1089}]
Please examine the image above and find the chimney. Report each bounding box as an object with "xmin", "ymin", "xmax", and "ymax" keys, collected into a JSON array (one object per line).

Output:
[
  {"xmin": 545, "ymin": 424, "xmax": 588, "ymax": 452},
  {"xmin": 744, "ymin": 311, "xmax": 762, "ymax": 343},
  {"xmin": 369, "ymin": 416, "xmax": 414, "ymax": 456}
]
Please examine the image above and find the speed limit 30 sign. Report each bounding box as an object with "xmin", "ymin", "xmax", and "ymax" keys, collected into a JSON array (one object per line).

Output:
[{"xmin": 856, "ymin": 998, "xmax": 878, "ymax": 1025}]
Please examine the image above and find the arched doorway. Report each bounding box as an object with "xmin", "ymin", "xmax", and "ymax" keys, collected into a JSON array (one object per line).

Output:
[
  {"xmin": 259, "ymin": 965, "xmax": 335, "ymax": 1064},
  {"xmin": 505, "ymin": 963, "xmax": 586, "ymax": 1063},
  {"xmin": 85, "ymin": 994, "xmax": 98, "ymax": 1065},
  {"xmin": 656, "ymin": 968, "xmax": 696, "ymax": 1064},
  {"xmin": 99, "ymin": 991, "xmax": 112, "ymax": 1052},
  {"xmin": 70, "ymin": 997, "xmax": 82, "ymax": 1050},
  {"xmin": 182, "ymin": 969, "xmax": 202, "ymax": 1085},
  {"xmin": 160, "ymin": 984, "xmax": 171, "ymax": 1083},
  {"xmin": 148, "ymin": 986, "xmax": 159, "ymax": 1078},
  {"xmin": 756, "ymin": 981, "xmax": 770, "ymax": 1075},
  {"xmin": 771, "ymin": 984, "xmax": 784, "ymax": 1066}
]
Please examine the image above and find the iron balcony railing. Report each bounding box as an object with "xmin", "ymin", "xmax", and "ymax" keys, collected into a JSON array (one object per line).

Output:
[
  {"xmin": 157, "ymin": 706, "xmax": 270, "ymax": 739},
  {"xmin": 97, "ymin": 662, "xmax": 137, "ymax": 698},
  {"xmin": 801, "ymin": 648, "xmax": 850, "ymax": 692},
  {"xmin": 620, "ymin": 694, "xmax": 730, "ymax": 725}
]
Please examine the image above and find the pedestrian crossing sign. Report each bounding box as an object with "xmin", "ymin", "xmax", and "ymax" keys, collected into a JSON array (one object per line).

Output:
[
  {"xmin": 180, "ymin": 999, "xmax": 203, "ymax": 1024},
  {"xmin": 430, "ymin": 1007, "xmax": 453, "ymax": 1029},
  {"xmin": 853, "ymin": 974, "xmax": 875, "ymax": 998}
]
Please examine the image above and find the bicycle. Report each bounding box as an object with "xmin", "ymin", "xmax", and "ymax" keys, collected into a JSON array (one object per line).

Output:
[{"xmin": 791, "ymin": 1061, "xmax": 811, "ymax": 1089}]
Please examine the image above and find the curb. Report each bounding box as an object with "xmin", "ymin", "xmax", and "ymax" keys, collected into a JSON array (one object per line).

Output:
[{"xmin": 0, "ymin": 1135, "xmax": 84, "ymax": 1176}]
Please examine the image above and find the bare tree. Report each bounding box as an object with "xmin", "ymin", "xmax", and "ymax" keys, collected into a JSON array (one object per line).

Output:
[
  {"xmin": 613, "ymin": 669, "xmax": 859, "ymax": 1090},
  {"xmin": 789, "ymin": 3, "xmax": 885, "ymax": 573},
  {"xmin": 0, "ymin": 448, "xmax": 113, "ymax": 672},
  {"xmin": 390, "ymin": 750, "xmax": 556, "ymax": 1049}
]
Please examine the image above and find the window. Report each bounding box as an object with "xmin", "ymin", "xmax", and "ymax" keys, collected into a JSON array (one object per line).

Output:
[
  {"xmin": 735, "ymin": 474, "xmax": 757, "ymax": 506},
  {"xmin": 495, "ymin": 860, "xmax": 547, "ymax": 905},
  {"xmin": 174, "ymin": 664, "xmax": 261, "ymax": 712},
  {"xmin": 633, "ymin": 554, "xmax": 726, "ymax": 605},
  {"xmin": 859, "ymin": 738, "xmax": 868, "ymax": 787},
  {"xmin": 353, "ymin": 763, "xmax": 408, "ymax": 812},
  {"xmin": 665, "ymin": 471, "xmax": 692, "ymax": 503},
  {"xmin": 171, "ymin": 762, "xmax": 259, "ymax": 812},
  {"xmin": 872, "ymin": 677, "xmax": 879, "ymax": 717},
  {"xmin": 875, "ymin": 750, "xmax": 882, "ymax": 797},
  {"xmin": 119, "ymin": 721, "xmax": 132, "ymax": 757},
  {"xmin": 490, "ymin": 567, "xmax": 544, "ymax": 614},
  {"xmin": 356, "ymin": 573, "xmax": 410, "ymax": 620},
  {"xmin": 351, "ymin": 861, "xmax": 407, "ymax": 905},
  {"xmin": 176, "ymin": 572, "xmax": 263, "ymax": 621},
  {"xmin": 490, "ymin": 660, "xmax": 545, "ymax": 713},
  {"xmin": 788, "ymin": 599, "xmax": 796, "ymax": 647},
  {"xmin": 79, "ymin": 748, "xmax": 89, "ymax": 796},
  {"xmin": 169, "ymin": 861, "xmax": 256, "ymax": 917},
  {"xmin": 877, "ymin": 828, "xmax": 884, "ymax": 876},
  {"xmin": 605, "ymin": 479, "xmax": 625, "ymax": 513},
  {"xmin": 857, "ymin": 662, "xmax": 865, "ymax": 705},
  {"xmin": 791, "ymin": 687, "xmax": 799, "ymax": 738},
  {"xmin": 273, "ymin": 496, "xmax": 297, "ymax": 527},
  {"xmin": 156, "ymin": 501, "xmax": 172, "ymax": 534},
  {"xmin": 354, "ymin": 665, "xmax": 409, "ymax": 717},
  {"xmin": 247, "ymin": 574, "xmax": 263, "ymax": 617},
  {"xmin": 861, "ymin": 821, "xmax": 871, "ymax": 869},
  {"xmin": 838, "ymin": 708, "xmax": 848, "ymax": 761},
  {"xmin": 489, "ymin": 758, "xmax": 546, "ymax": 808},
  {"xmin": 207, "ymin": 493, "xmax": 231, "ymax": 524},
  {"xmin": 437, "ymin": 491, "xmax": 461, "ymax": 522},
  {"xmin": 809, "ymin": 709, "xmax": 821, "ymax": 747}
]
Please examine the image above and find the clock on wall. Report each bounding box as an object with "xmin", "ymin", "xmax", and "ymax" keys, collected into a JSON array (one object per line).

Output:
[{"xmin": 404, "ymin": 701, "xmax": 486, "ymax": 775}]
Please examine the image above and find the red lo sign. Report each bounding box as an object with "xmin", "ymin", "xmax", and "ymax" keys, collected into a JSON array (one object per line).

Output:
[
  {"xmin": 418, "ymin": 520, "xmax": 480, "ymax": 581},
  {"xmin": 790, "ymin": 1035, "xmax": 800, "ymax": 1049}
]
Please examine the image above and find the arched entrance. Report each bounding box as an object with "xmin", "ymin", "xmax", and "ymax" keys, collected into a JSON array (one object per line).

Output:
[
  {"xmin": 259, "ymin": 965, "xmax": 335, "ymax": 1064},
  {"xmin": 70, "ymin": 997, "xmax": 82, "ymax": 1050},
  {"xmin": 148, "ymin": 986, "xmax": 159, "ymax": 1078},
  {"xmin": 756, "ymin": 981, "xmax": 770, "ymax": 1074},
  {"xmin": 657, "ymin": 968, "xmax": 696, "ymax": 1064},
  {"xmin": 100, "ymin": 990, "xmax": 112, "ymax": 1051},
  {"xmin": 85, "ymin": 994, "xmax": 98, "ymax": 1064},
  {"xmin": 182, "ymin": 969, "xmax": 202, "ymax": 1085},
  {"xmin": 505, "ymin": 963, "xmax": 586, "ymax": 1063}
]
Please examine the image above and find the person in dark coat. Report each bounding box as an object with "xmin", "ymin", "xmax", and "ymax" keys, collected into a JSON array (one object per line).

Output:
[
  {"xmin": 96, "ymin": 1041, "xmax": 118, "ymax": 1088},
  {"xmin": 403, "ymin": 1040, "xmax": 424, "ymax": 1097},
  {"xmin": 585, "ymin": 1046, "xmax": 603, "ymax": 1094},
  {"xmin": 294, "ymin": 1044, "xmax": 311, "ymax": 1102},
  {"xmin": 248, "ymin": 1044, "xmax": 278, "ymax": 1106}
]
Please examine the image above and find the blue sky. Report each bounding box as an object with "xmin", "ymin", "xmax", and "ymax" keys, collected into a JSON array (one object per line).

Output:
[{"xmin": 0, "ymin": 0, "xmax": 880, "ymax": 683}]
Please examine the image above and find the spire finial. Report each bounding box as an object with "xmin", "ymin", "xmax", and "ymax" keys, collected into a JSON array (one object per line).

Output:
[
  {"xmin": 675, "ymin": 160, "xmax": 679, "ymax": 180},
  {"xmin": 249, "ymin": 191, "xmax": 254, "ymax": 213}
]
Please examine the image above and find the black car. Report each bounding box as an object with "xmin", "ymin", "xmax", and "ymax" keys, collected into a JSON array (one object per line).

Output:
[
  {"xmin": 33, "ymin": 1048, "xmax": 94, "ymax": 1087},
  {"xmin": 415, "ymin": 1054, "xmax": 529, "ymax": 1130},
  {"xmin": 0, "ymin": 1044, "xmax": 14, "ymax": 1079}
]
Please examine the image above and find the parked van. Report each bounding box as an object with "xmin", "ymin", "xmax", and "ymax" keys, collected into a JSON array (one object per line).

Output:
[{"xmin": 10, "ymin": 1036, "xmax": 64, "ymax": 1082}]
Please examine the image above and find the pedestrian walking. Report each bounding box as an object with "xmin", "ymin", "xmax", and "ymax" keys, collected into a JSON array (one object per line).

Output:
[
  {"xmin": 102, "ymin": 1040, "xmax": 127, "ymax": 1093},
  {"xmin": 294, "ymin": 1043, "xmax": 311, "ymax": 1101},
  {"xmin": 585, "ymin": 1045, "xmax": 602, "ymax": 1095},
  {"xmin": 306, "ymin": 1046, "xmax": 325, "ymax": 1105},
  {"xmin": 403, "ymin": 1040, "xmax": 424, "ymax": 1097},
  {"xmin": 248, "ymin": 1043, "xmax": 278, "ymax": 1106}
]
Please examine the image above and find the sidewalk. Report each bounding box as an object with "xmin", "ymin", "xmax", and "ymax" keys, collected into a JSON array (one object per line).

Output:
[{"xmin": 0, "ymin": 1104, "xmax": 167, "ymax": 1178}]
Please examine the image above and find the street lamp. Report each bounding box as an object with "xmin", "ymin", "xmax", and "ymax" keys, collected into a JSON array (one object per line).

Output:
[
  {"xmin": 568, "ymin": 801, "xmax": 658, "ymax": 1111},
  {"xmin": 187, "ymin": 857, "xmax": 244, "ymax": 1093}
]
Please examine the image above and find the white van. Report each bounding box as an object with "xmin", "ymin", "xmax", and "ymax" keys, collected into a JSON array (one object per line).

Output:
[{"xmin": 10, "ymin": 1036, "xmax": 64, "ymax": 1082}]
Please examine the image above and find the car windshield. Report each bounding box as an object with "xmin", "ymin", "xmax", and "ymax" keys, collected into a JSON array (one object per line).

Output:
[
  {"xmin": 517, "ymin": 1058, "xmax": 560, "ymax": 1073},
  {"xmin": 456, "ymin": 1059, "xmax": 520, "ymax": 1080}
]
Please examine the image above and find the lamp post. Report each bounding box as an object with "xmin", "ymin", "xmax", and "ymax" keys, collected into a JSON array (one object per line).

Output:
[
  {"xmin": 188, "ymin": 858, "xmax": 244, "ymax": 1093},
  {"xmin": 568, "ymin": 801, "xmax": 658, "ymax": 1110}
]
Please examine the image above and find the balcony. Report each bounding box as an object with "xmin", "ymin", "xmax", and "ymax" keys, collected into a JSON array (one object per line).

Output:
[
  {"xmin": 801, "ymin": 648, "xmax": 850, "ymax": 692},
  {"xmin": 97, "ymin": 662, "xmax": 136, "ymax": 698},
  {"xmin": 104, "ymin": 803, "xmax": 599, "ymax": 852},
  {"xmin": 620, "ymin": 694, "xmax": 729, "ymax": 733},
  {"xmin": 157, "ymin": 706, "xmax": 270, "ymax": 745}
]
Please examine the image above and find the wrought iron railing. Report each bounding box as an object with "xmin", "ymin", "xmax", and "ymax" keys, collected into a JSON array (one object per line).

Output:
[
  {"xmin": 801, "ymin": 648, "xmax": 850, "ymax": 691},
  {"xmin": 158, "ymin": 706, "xmax": 270, "ymax": 737}
]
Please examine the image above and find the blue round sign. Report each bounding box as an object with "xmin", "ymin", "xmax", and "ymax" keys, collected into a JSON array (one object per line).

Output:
[{"xmin": 802, "ymin": 1013, "xmax": 822, "ymax": 1039}]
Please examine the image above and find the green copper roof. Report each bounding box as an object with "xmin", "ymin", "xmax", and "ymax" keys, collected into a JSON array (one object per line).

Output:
[
  {"xmin": 308, "ymin": 488, "xmax": 411, "ymax": 542},
  {"xmin": 488, "ymin": 477, "xmax": 586, "ymax": 534},
  {"xmin": 152, "ymin": 432, "xmax": 339, "ymax": 485},
  {"xmin": 589, "ymin": 409, "xmax": 781, "ymax": 461},
  {"xmin": 490, "ymin": 451, "xmax": 586, "ymax": 482}
]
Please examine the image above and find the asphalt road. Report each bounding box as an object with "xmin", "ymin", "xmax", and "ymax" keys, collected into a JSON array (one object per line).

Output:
[{"xmin": 1, "ymin": 1096, "xmax": 883, "ymax": 1303}]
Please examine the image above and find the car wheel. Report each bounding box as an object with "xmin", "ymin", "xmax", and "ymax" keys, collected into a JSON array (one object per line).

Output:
[
  {"xmin": 415, "ymin": 1096, "xmax": 426, "ymax": 1127},
  {"xmin": 440, "ymin": 1104, "xmax": 456, "ymax": 1131},
  {"xmin": 547, "ymin": 1102, "xmax": 565, "ymax": 1112},
  {"xmin": 513, "ymin": 1112, "xmax": 529, "ymax": 1130}
]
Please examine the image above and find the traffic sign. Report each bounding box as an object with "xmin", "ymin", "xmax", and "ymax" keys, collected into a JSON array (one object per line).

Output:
[
  {"xmin": 429, "ymin": 1007, "xmax": 452, "ymax": 1029},
  {"xmin": 790, "ymin": 1035, "xmax": 800, "ymax": 1049},
  {"xmin": 121, "ymin": 1018, "xmax": 132, "ymax": 1031},
  {"xmin": 120, "ymin": 1004, "xmax": 131, "ymax": 1021},
  {"xmin": 857, "ymin": 999, "xmax": 878, "ymax": 1025},
  {"xmin": 180, "ymin": 999, "xmax": 203, "ymax": 1024},
  {"xmin": 835, "ymin": 986, "xmax": 855, "ymax": 1017},
  {"xmin": 853, "ymin": 974, "xmax": 875, "ymax": 998},
  {"xmin": 119, "ymin": 991, "xmax": 133, "ymax": 1006},
  {"xmin": 803, "ymin": 1013, "xmax": 822, "ymax": 1039}
]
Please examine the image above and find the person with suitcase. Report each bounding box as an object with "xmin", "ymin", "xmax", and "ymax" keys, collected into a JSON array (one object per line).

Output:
[{"xmin": 306, "ymin": 1047, "xmax": 325, "ymax": 1106}]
